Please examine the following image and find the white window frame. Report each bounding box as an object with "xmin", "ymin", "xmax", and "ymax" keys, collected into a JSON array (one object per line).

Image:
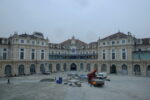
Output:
[{"xmin": 19, "ymin": 48, "xmax": 25, "ymax": 60}]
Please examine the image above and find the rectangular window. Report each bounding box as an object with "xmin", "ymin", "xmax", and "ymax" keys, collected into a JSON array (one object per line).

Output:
[
  {"xmin": 41, "ymin": 42, "xmax": 44, "ymax": 45},
  {"xmin": 122, "ymin": 49, "xmax": 126, "ymax": 59},
  {"xmin": 27, "ymin": 40, "xmax": 30, "ymax": 43},
  {"xmin": 21, "ymin": 40, "xmax": 24, "ymax": 43},
  {"xmin": 122, "ymin": 40, "xmax": 126, "ymax": 44},
  {"xmin": 112, "ymin": 49, "xmax": 115, "ymax": 59},
  {"xmin": 112, "ymin": 41, "xmax": 115, "ymax": 45},
  {"xmin": 103, "ymin": 42, "xmax": 105, "ymax": 45},
  {"xmin": 103, "ymin": 53, "xmax": 105, "ymax": 59},
  {"xmin": 20, "ymin": 48, "xmax": 24, "ymax": 59},
  {"xmin": 31, "ymin": 49, "xmax": 35, "ymax": 60},
  {"xmin": 102, "ymin": 50, "xmax": 105, "ymax": 60},
  {"xmin": 3, "ymin": 48, "xmax": 7, "ymax": 60},
  {"xmin": 32, "ymin": 41, "xmax": 35, "ymax": 45},
  {"xmin": 41, "ymin": 50, "xmax": 44, "ymax": 60},
  {"xmin": 107, "ymin": 42, "xmax": 109, "ymax": 45}
]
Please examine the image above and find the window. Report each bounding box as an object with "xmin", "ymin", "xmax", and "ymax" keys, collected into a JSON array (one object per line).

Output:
[
  {"xmin": 138, "ymin": 48, "xmax": 141, "ymax": 51},
  {"xmin": 72, "ymin": 49, "xmax": 75, "ymax": 53},
  {"xmin": 122, "ymin": 49, "xmax": 126, "ymax": 59},
  {"xmin": 117, "ymin": 41, "xmax": 120, "ymax": 44},
  {"xmin": 103, "ymin": 42, "xmax": 105, "ymax": 45},
  {"xmin": 21, "ymin": 40, "xmax": 24, "ymax": 43},
  {"xmin": 102, "ymin": 50, "xmax": 105, "ymax": 60},
  {"xmin": 41, "ymin": 42, "xmax": 44, "ymax": 45},
  {"xmin": 128, "ymin": 39, "xmax": 130, "ymax": 43},
  {"xmin": 37, "ymin": 41, "xmax": 39, "ymax": 45},
  {"xmin": 107, "ymin": 42, "xmax": 109, "ymax": 45},
  {"xmin": 20, "ymin": 48, "xmax": 24, "ymax": 59},
  {"xmin": 32, "ymin": 41, "xmax": 35, "ymax": 45},
  {"xmin": 31, "ymin": 49, "xmax": 35, "ymax": 60},
  {"xmin": 41, "ymin": 50, "xmax": 44, "ymax": 60},
  {"xmin": 93, "ymin": 51, "xmax": 95, "ymax": 54},
  {"xmin": 112, "ymin": 49, "xmax": 115, "ymax": 59},
  {"xmin": 112, "ymin": 41, "xmax": 115, "ymax": 45},
  {"xmin": 27, "ymin": 40, "xmax": 30, "ymax": 43},
  {"xmin": 3, "ymin": 48, "xmax": 7, "ymax": 60},
  {"xmin": 122, "ymin": 40, "xmax": 126, "ymax": 44}
]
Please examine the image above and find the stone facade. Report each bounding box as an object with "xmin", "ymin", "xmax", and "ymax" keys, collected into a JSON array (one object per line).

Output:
[{"xmin": 0, "ymin": 32, "xmax": 150, "ymax": 77}]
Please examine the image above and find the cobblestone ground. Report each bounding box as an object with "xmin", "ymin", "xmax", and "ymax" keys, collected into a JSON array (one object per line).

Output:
[{"xmin": 0, "ymin": 72, "xmax": 150, "ymax": 100}]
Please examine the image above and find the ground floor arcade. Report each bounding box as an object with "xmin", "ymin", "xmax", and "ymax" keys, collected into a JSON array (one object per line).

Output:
[{"xmin": 0, "ymin": 60, "xmax": 150, "ymax": 77}]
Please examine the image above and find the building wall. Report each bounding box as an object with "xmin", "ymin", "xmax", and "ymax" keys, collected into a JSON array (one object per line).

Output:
[{"xmin": 0, "ymin": 33, "xmax": 150, "ymax": 77}]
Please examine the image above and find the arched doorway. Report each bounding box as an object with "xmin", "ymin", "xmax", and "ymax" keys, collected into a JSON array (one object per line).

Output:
[
  {"xmin": 40, "ymin": 64, "xmax": 45, "ymax": 73},
  {"xmin": 63, "ymin": 63, "xmax": 67, "ymax": 71},
  {"xmin": 122, "ymin": 64, "xmax": 128, "ymax": 74},
  {"xmin": 30, "ymin": 64, "xmax": 36, "ymax": 74},
  {"xmin": 5, "ymin": 65, "xmax": 12, "ymax": 76},
  {"xmin": 147, "ymin": 65, "xmax": 150, "ymax": 77},
  {"xmin": 134, "ymin": 64, "xmax": 141, "ymax": 75},
  {"xmin": 49, "ymin": 64, "xmax": 52, "ymax": 72},
  {"xmin": 110, "ymin": 65, "xmax": 116, "ymax": 74},
  {"xmin": 101, "ymin": 64, "xmax": 107, "ymax": 72},
  {"xmin": 18, "ymin": 65, "xmax": 25, "ymax": 75},
  {"xmin": 70, "ymin": 63, "xmax": 77, "ymax": 71},
  {"xmin": 56, "ymin": 64, "xmax": 60, "ymax": 71},
  {"xmin": 86, "ymin": 64, "xmax": 91, "ymax": 72}
]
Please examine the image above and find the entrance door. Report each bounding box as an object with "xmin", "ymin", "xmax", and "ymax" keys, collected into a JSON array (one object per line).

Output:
[
  {"xmin": 70, "ymin": 63, "xmax": 77, "ymax": 71},
  {"xmin": 30, "ymin": 64, "xmax": 36, "ymax": 74},
  {"xmin": 110, "ymin": 65, "xmax": 116, "ymax": 74},
  {"xmin": 18, "ymin": 65, "xmax": 25, "ymax": 75},
  {"xmin": 5, "ymin": 65, "xmax": 12, "ymax": 76},
  {"xmin": 122, "ymin": 64, "xmax": 128, "ymax": 75},
  {"xmin": 40, "ymin": 64, "xmax": 45, "ymax": 73},
  {"xmin": 134, "ymin": 65, "xmax": 141, "ymax": 75}
]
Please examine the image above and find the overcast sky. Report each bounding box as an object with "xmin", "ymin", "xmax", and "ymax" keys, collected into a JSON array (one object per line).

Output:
[{"xmin": 0, "ymin": 0, "xmax": 150, "ymax": 43}]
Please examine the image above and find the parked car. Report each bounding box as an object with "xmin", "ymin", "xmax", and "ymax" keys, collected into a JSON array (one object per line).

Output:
[
  {"xmin": 42, "ymin": 71, "xmax": 50, "ymax": 75},
  {"xmin": 91, "ymin": 79, "xmax": 105, "ymax": 86},
  {"xmin": 96, "ymin": 72, "xmax": 107, "ymax": 79}
]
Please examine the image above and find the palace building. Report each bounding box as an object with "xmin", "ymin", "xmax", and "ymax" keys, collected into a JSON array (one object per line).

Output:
[{"xmin": 0, "ymin": 32, "xmax": 150, "ymax": 77}]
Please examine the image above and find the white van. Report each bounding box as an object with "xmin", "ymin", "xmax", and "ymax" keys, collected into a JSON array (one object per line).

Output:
[{"xmin": 97, "ymin": 72, "xmax": 107, "ymax": 79}]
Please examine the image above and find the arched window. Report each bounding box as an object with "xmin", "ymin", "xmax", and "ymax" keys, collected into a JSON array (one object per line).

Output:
[
  {"xmin": 18, "ymin": 65, "xmax": 25, "ymax": 75},
  {"xmin": 110, "ymin": 65, "xmax": 116, "ymax": 74},
  {"xmin": 70, "ymin": 63, "xmax": 77, "ymax": 71},
  {"xmin": 5, "ymin": 65, "xmax": 12, "ymax": 76}
]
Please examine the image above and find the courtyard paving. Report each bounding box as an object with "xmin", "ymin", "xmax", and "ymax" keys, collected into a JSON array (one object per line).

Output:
[{"xmin": 0, "ymin": 72, "xmax": 150, "ymax": 100}]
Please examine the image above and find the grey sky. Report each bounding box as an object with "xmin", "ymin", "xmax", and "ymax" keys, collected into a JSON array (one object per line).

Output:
[{"xmin": 0, "ymin": 0, "xmax": 150, "ymax": 43}]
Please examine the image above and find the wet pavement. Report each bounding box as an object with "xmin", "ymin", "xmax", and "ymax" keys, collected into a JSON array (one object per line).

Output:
[{"xmin": 0, "ymin": 72, "xmax": 150, "ymax": 100}]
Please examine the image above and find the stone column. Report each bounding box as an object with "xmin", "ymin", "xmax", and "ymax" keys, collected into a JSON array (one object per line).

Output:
[
  {"xmin": 25, "ymin": 64, "xmax": 30, "ymax": 75},
  {"xmin": 141, "ymin": 64, "xmax": 146, "ymax": 77},
  {"xmin": 13, "ymin": 63, "xmax": 18, "ymax": 76},
  {"xmin": 128, "ymin": 64, "xmax": 133, "ymax": 76},
  {"xmin": 36, "ymin": 64, "xmax": 40, "ymax": 74}
]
